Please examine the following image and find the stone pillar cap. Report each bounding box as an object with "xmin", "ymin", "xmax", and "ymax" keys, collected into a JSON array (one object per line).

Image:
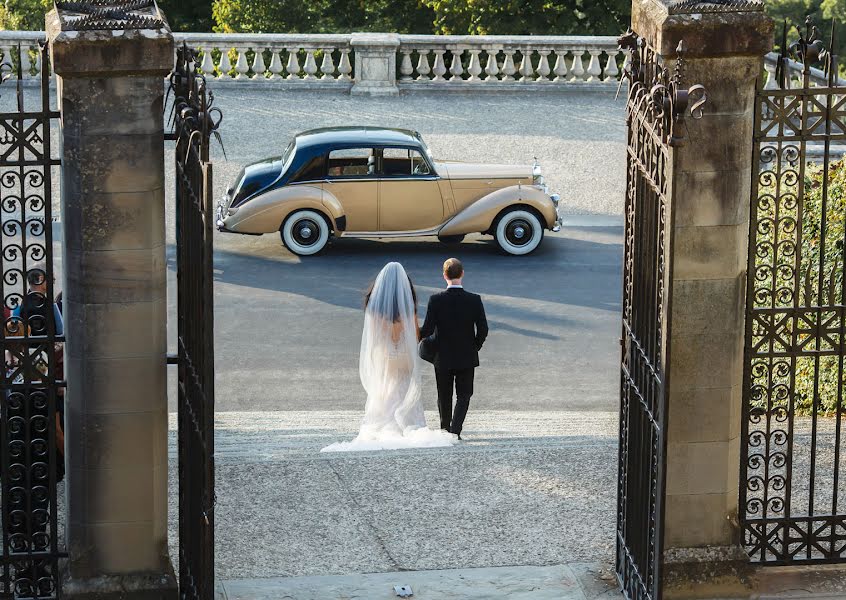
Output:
[
  {"xmin": 350, "ymin": 32, "xmax": 401, "ymax": 48},
  {"xmin": 47, "ymin": 1, "xmax": 174, "ymax": 77},
  {"xmin": 632, "ymin": 0, "xmax": 773, "ymax": 57}
]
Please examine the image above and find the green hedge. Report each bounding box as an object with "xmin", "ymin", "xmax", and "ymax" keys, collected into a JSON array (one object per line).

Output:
[{"xmin": 754, "ymin": 157, "xmax": 846, "ymax": 415}]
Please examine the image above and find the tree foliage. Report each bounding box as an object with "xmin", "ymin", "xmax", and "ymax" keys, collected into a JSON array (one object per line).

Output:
[
  {"xmin": 211, "ymin": 0, "xmax": 436, "ymax": 34},
  {"xmin": 158, "ymin": 0, "xmax": 213, "ymax": 32},
  {"xmin": 421, "ymin": 0, "xmax": 629, "ymax": 35},
  {"xmin": 0, "ymin": 0, "xmax": 49, "ymax": 30}
]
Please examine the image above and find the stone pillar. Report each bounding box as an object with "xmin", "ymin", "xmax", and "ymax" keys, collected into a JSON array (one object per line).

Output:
[
  {"xmin": 630, "ymin": 0, "xmax": 773, "ymax": 596},
  {"xmin": 350, "ymin": 32, "xmax": 401, "ymax": 96},
  {"xmin": 46, "ymin": 6, "xmax": 176, "ymax": 598}
]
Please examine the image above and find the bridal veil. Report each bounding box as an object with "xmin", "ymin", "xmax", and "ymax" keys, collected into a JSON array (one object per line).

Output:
[{"xmin": 358, "ymin": 261, "xmax": 426, "ymax": 435}]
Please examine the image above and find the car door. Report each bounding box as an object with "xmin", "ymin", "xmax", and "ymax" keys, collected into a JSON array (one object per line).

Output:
[
  {"xmin": 324, "ymin": 147, "xmax": 378, "ymax": 232},
  {"xmin": 378, "ymin": 147, "xmax": 444, "ymax": 232}
]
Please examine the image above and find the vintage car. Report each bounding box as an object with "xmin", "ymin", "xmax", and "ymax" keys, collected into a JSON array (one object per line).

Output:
[{"xmin": 216, "ymin": 127, "xmax": 562, "ymax": 256}]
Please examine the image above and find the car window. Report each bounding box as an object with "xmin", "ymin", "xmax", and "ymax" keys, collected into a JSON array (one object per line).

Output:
[
  {"xmin": 291, "ymin": 155, "xmax": 325, "ymax": 183},
  {"xmin": 382, "ymin": 148, "xmax": 432, "ymax": 177},
  {"xmin": 327, "ymin": 148, "xmax": 376, "ymax": 178}
]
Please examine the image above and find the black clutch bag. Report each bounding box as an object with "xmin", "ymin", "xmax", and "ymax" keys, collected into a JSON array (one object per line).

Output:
[{"xmin": 418, "ymin": 336, "xmax": 437, "ymax": 364}]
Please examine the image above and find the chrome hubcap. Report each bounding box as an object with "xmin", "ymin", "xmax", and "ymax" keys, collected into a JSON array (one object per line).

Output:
[
  {"xmin": 505, "ymin": 218, "xmax": 533, "ymax": 246},
  {"xmin": 292, "ymin": 218, "xmax": 321, "ymax": 246}
]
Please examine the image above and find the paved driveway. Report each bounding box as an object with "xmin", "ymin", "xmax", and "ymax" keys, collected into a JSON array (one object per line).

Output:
[{"xmin": 164, "ymin": 88, "xmax": 626, "ymax": 413}]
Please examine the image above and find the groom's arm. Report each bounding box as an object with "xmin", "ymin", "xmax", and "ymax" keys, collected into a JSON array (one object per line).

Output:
[
  {"xmin": 420, "ymin": 296, "xmax": 436, "ymax": 340},
  {"xmin": 475, "ymin": 296, "xmax": 488, "ymax": 350}
]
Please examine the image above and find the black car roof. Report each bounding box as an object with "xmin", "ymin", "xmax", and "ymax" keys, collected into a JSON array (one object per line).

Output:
[{"xmin": 294, "ymin": 126, "xmax": 423, "ymax": 151}]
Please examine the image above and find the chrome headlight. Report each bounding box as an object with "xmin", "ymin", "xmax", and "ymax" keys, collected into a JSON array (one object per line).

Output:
[{"xmin": 550, "ymin": 193, "xmax": 561, "ymax": 206}]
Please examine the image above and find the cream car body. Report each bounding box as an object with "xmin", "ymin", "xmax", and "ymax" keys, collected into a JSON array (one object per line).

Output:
[{"xmin": 217, "ymin": 127, "xmax": 562, "ymax": 255}]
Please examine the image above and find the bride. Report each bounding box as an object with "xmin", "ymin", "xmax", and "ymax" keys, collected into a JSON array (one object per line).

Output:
[{"xmin": 321, "ymin": 262, "xmax": 456, "ymax": 452}]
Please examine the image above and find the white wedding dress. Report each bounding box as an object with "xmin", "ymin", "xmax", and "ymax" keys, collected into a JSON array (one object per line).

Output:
[{"xmin": 321, "ymin": 262, "xmax": 455, "ymax": 452}]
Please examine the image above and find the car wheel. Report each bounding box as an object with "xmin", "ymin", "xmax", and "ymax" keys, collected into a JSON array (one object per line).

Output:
[
  {"xmin": 281, "ymin": 210, "xmax": 330, "ymax": 256},
  {"xmin": 494, "ymin": 209, "xmax": 544, "ymax": 255},
  {"xmin": 438, "ymin": 234, "xmax": 465, "ymax": 244}
]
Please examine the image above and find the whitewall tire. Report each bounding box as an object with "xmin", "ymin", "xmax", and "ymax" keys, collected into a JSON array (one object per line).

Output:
[
  {"xmin": 494, "ymin": 209, "xmax": 544, "ymax": 255},
  {"xmin": 281, "ymin": 210, "xmax": 330, "ymax": 256}
]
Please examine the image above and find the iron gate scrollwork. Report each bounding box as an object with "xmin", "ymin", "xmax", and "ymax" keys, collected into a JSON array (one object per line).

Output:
[
  {"xmin": 169, "ymin": 44, "xmax": 220, "ymax": 600},
  {"xmin": 0, "ymin": 43, "xmax": 64, "ymax": 599},
  {"xmin": 741, "ymin": 22, "xmax": 846, "ymax": 565},
  {"xmin": 616, "ymin": 32, "xmax": 706, "ymax": 600}
]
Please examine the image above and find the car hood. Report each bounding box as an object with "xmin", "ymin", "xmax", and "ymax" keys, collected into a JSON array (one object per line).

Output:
[
  {"xmin": 436, "ymin": 162, "xmax": 533, "ymax": 180},
  {"xmin": 228, "ymin": 155, "xmax": 287, "ymax": 207}
]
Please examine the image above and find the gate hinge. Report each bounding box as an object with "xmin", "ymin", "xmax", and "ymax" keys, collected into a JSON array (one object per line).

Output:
[{"xmin": 167, "ymin": 353, "xmax": 180, "ymax": 365}]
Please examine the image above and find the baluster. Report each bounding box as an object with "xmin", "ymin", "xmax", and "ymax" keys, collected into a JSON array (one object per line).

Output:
[
  {"xmin": 570, "ymin": 49, "xmax": 585, "ymax": 81},
  {"xmin": 432, "ymin": 50, "xmax": 447, "ymax": 82},
  {"xmin": 234, "ymin": 47, "xmax": 250, "ymax": 79},
  {"xmin": 218, "ymin": 47, "xmax": 233, "ymax": 79},
  {"xmin": 415, "ymin": 50, "xmax": 431, "ymax": 81},
  {"xmin": 501, "ymin": 49, "xmax": 517, "ymax": 81},
  {"xmin": 763, "ymin": 60, "xmax": 777, "ymax": 90},
  {"xmin": 553, "ymin": 50, "xmax": 568, "ymax": 82},
  {"xmin": 466, "ymin": 49, "xmax": 482, "ymax": 82},
  {"xmin": 519, "ymin": 49, "xmax": 535, "ymax": 82},
  {"xmin": 602, "ymin": 50, "xmax": 620, "ymax": 83},
  {"xmin": 586, "ymin": 50, "xmax": 602, "ymax": 81},
  {"xmin": 536, "ymin": 50, "xmax": 551, "ymax": 82},
  {"xmin": 20, "ymin": 46, "xmax": 33, "ymax": 78},
  {"xmin": 33, "ymin": 48, "xmax": 41, "ymax": 79},
  {"xmin": 320, "ymin": 48, "xmax": 337, "ymax": 81},
  {"xmin": 338, "ymin": 48, "xmax": 352, "ymax": 81},
  {"xmin": 303, "ymin": 49, "xmax": 318, "ymax": 80},
  {"xmin": 399, "ymin": 50, "xmax": 414, "ymax": 81},
  {"xmin": 251, "ymin": 47, "xmax": 267, "ymax": 80},
  {"xmin": 268, "ymin": 48, "xmax": 284, "ymax": 79},
  {"xmin": 484, "ymin": 50, "xmax": 500, "ymax": 81},
  {"xmin": 286, "ymin": 47, "xmax": 301, "ymax": 80},
  {"xmin": 449, "ymin": 50, "xmax": 464, "ymax": 82},
  {"xmin": 0, "ymin": 46, "xmax": 11, "ymax": 71},
  {"xmin": 200, "ymin": 47, "xmax": 215, "ymax": 76}
]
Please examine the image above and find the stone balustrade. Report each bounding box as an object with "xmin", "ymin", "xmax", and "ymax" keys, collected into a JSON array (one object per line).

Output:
[
  {"xmin": 175, "ymin": 33, "xmax": 355, "ymax": 88},
  {"xmin": 0, "ymin": 30, "xmax": 841, "ymax": 95},
  {"xmin": 395, "ymin": 35, "xmax": 622, "ymax": 88}
]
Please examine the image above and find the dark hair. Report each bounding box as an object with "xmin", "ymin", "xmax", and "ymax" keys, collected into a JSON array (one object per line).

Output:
[
  {"xmin": 364, "ymin": 273, "xmax": 418, "ymax": 322},
  {"xmin": 26, "ymin": 266, "xmax": 46, "ymax": 287},
  {"xmin": 443, "ymin": 257, "xmax": 463, "ymax": 280}
]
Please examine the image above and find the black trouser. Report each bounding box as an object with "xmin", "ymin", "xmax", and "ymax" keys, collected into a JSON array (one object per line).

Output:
[{"xmin": 435, "ymin": 367, "xmax": 474, "ymax": 435}]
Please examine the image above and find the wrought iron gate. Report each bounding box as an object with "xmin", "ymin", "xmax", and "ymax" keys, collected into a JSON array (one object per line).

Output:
[
  {"xmin": 169, "ymin": 44, "xmax": 219, "ymax": 600},
  {"xmin": 616, "ymin": 33, "xmax": 705, "ymax": 600},
  {"xmin": 0, "ymin": 43, "xmax": 64, "ymax": 599},
  {"xmin": 741, "ymin": 23, "xmax": 846, "ymax": 565}
]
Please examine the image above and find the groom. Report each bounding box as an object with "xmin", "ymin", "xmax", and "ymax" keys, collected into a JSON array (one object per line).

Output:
[{"xmin": 420, "ymin": 258, "xmax": 488, "ymax": 440}]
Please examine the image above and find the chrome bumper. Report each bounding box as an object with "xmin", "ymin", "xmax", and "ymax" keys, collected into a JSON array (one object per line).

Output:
[{"xmin": 551, "ymin": 193, "xmax": 562, "ymax": 232}]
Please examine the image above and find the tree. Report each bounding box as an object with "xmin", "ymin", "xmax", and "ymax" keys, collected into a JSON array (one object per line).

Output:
[
  {"xmin": 212, "ymin": 0, "xmax": 436, "ymax": 34},
  {"xmin": 421, "ymin": 0, "xmax": 629, "ymax": 36},
  {"xmin": 158, "ymin": 0, "xmax": 213, "ymax": 32},
  {"xmin": 0, "ymin": 0, "xmax": 50, "ymax": 30}
]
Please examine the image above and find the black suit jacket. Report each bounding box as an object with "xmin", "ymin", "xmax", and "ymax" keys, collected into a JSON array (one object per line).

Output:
[{"xmin": 420, "ymin": 287, "xmax": 488, "ymax": 370}]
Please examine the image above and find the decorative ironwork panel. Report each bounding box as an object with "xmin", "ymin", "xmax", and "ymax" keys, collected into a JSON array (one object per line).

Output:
[
  {"xmin": 616, "ymin": 32, "xmax": 706, "ymax": 600},
  {"xmin": 169, "ymin": 44, "xmax": 219, "ymax": 600},
  {"xmin": 0, "ymin": 44, "xmax": 64, "ymax": 599},
  {"xmin": 742, "ymin": 22, "xmax": 846, "ymax": 565}
]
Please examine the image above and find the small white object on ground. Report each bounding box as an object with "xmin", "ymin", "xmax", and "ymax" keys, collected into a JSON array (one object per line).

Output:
[{"xmin": 394, "ymin": 584, "xmax": 414, "ymax": 597}]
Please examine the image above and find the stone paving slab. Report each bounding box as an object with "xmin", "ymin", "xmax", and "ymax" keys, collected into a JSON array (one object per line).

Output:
[
  {"xmin": 217, "ymin": 563, "xmax": 620, "ymax": 600},
  {"xmin": 167, "ymin": 410, "xmax": 619, "ymax": 580}
]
